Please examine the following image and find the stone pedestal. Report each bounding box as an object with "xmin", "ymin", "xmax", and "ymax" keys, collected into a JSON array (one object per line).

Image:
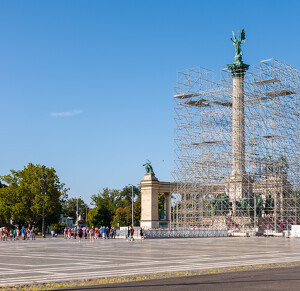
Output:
[
  {"xmin": 140, "ymin": 173, "xmax": 160, "ymax": 229},
  {"xmin": 228, "ymin": 174, "xmax": 252, "ymax": 202}
]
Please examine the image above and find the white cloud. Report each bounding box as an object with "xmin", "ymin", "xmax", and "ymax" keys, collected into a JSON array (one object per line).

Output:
[{"xmin": 50, "ymin": 110, "xmax": 83, "ymax": 117}]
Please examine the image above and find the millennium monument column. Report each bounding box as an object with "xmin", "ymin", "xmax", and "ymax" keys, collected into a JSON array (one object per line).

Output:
[{"xmin": 227, "ymin": 29, "xmax": 252, "ymax": 203}]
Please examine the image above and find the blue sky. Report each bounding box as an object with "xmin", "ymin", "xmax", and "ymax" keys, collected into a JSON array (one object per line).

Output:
[{"xmin": 0, "ymin": 0, "xmax": 299, "ymax": 204}]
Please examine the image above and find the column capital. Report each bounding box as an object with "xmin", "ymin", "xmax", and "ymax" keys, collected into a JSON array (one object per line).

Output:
[{"xmin": 227, "ymin": 63, "xmax": 249, "ymax": 77}]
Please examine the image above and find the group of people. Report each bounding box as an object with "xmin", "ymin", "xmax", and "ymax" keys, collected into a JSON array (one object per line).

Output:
[
  {"xmin": 64, "ymin": 226, "xmax": 117, "ymax": 240},
  {"xmin": 127, "ymin": 226, "xmax": 145, "ymax": 240},
  {"xmin": 0, "ymin": 226, "xmax": 36, "ymax": 241},
  {"xmin": 63, "ymin": 226, "xmax": 145, "ymax": 241},
  {"xmin": 127, "ymin": 226, "xmax": 135, "ymax": 240},
  {"xmin": 0, "ymin": 225, "xmax": 145, "ymax": 241}
]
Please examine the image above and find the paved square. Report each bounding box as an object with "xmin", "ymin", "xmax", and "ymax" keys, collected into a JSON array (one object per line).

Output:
[{"xmin": 0, "ymin": 237, "xmax": 300, "ymax": 286}]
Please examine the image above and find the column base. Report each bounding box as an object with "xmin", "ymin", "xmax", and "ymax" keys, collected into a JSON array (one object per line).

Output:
[
  {"xmin": 140, "ymin": 220, "xmax": 159, "ymax": 229},
  {"xmin": 227, "ymin": 173, "xmax": 253, "ymax": 202}
]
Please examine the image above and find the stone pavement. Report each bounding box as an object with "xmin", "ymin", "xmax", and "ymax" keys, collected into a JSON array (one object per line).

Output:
[{"xmin": 0, "ymin": 237, "xmax": 300, "ymax": 287}]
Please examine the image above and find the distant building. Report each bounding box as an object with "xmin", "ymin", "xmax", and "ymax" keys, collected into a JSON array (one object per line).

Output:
[{"xmin": 59, "ymin": 214, "xmax": 73, "ymax": 228}]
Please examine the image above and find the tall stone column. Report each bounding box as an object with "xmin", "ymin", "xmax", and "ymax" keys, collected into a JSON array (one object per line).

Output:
[
  {"xmin": 226, "ymin": 64, "xmax": 252, "ymax": 203},
  {"xmin": 231, "ymin": 75, "xmax": 246, "ymax": 178}
]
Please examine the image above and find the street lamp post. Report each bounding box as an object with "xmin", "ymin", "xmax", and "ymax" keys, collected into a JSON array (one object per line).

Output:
[
  {"xmin": 76, "ymin": 196, "xmax": 81, "ymax": 226},
  {"xmin": 40, "ymin": 166, "xmax": 47, "ymax": 238},
  {"xmin": 86, "ymin": 206, "xmax": 88, "ymax": 227},
  {"xmin": 129, "ymin": 185, "xmax": 134, "ymax": 228}
]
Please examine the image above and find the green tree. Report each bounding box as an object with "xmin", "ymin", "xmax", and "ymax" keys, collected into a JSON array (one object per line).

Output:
[
  {"xmin": 115, "ymin": 186, "xmax": 141, "ymax": 226},
  {"xmin": 0, "ymin": 181, "xmax": 7, "ymax": 189},
  {"xmin": 158, "ymin": 193, "xmax": 165, "ymax": 219},
  {"xmin": 61, "ymin": 198, "xmax": 88, "ymax": 222},
  {"xmin": 112, "ymin": 206, "xmax": 131, "ymax": 227},
  {"xmin": 0, "ymin": 163, "xmax": 68, "ymax": 229},
  {"xmin": 50, "ymin": 222, "xmax": 66, "ymax": 234},
  {"xmin": 87, "ymin": 188, "xmax": 117, "ymax": 227},
  {"xmin": 88, "ymin": 186, "xmax": 141, "ymax": 228},
  {"xmin": 117, "ymin": 186, "xmax": 140, "ymax": 209},
  {"xmin": 87, "ymin": 203, "xmax": 111, "ymax": 227}
]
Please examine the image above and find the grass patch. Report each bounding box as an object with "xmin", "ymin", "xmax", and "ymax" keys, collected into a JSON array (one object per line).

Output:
[{"xmin": 1, "ymin": 261, "xmax": 300, "ymax": 290}]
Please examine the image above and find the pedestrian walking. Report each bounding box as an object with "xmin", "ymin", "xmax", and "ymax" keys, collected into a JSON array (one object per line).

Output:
[
  {"xmin": 90, "ymin": 227, "xmax": 95, "ymax": 241},
  {"xmin": 130, "ymin": 226, "xmax": 134, "ymax": 241},
  {"xmin": 78, "ymin": 227, "xmax": 83, "ymax": 241},
  {"xmin": 102, "ymin": 226, "xmax": 106, "ymax": 239},
  {"xmin": 64, "ymin": 228, "xmax": 67, "ymax": 239},
  {"xmin": 31, "ymin": 227, "xmax": 36, "ymax": 240},
  {"xmin": 27, "ymin": 228, "xmax": 31, "ymax": 240},
  {"xmin": 9, "ymin": 229, "xmax": 13, "ymax": 240},
  {"xmin": 127, "ymin": 227, "xmax": 130, "ymax": 240},
  {"xmin": 68, "ymin": 228, "xmax": 72, "ymax": 239},
  {"xmin": 140, "ymin": 227, "xmax": 144, "ymax": 240},
  {"xmin": 4, "ymin": 228, "xmax": 8, "ymax": 241},
  {"xmin": 21, "ymin": 226, "xmax": 25, "ymax": 240}
]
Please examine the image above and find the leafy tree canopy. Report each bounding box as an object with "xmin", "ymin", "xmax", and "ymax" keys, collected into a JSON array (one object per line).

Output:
[
  {"xmin": 61, "ymin": 197, "xmax": 88, "ymax": 222},
  {"xmin": 88, "ymin": 186, "xmax": 141, "ymax": 228},
  {"xmin": 0, "ymin": 163, "xmax": 68, "ymax": 228}
]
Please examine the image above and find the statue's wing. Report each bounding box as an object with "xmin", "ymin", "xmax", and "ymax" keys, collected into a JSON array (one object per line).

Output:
[
  {"xmin": 232, "ymin": 31, "xmax": 236, "ymax": 40},
  {"xmin": 240, "ymin": 28, "xmax": 246, "ymax": 43}
]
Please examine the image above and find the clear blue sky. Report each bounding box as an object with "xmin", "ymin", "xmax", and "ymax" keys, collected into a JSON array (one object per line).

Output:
[{"xmin": 1, "ymin": 0, "xmax": 299, "ymax": 204}]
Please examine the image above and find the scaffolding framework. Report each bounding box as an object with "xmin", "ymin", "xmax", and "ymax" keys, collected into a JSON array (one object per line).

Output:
[{"xmin": 172, "ymin": 59, "xmax": 300, "ymax": 232}]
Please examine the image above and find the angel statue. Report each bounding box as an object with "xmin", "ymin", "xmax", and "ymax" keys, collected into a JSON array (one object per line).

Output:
[
  {"xmin": 143, "ymin": 160, "xmax": 154, "ymax": 174},
  {"xmin": 230, "ymin": 29, "xmax": 246, "ymax": 66},
  {"xmin": 227, "ymin": 28, "xmax": 249, "ymax": 75}
]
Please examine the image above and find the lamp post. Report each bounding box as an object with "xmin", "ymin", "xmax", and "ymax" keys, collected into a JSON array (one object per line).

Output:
[
  {"xmin": 129, "ymin": 184, "xmax": 134, "ymax": 228},
  {"xmin": 86, "ymin": 205, "xmax": 88, "ymax": 227},
  {"xmin": 76, "ymin": 196, "xmax": 81, "ymax": 226},
  {"xmin": 39, "ymin": 166, "xmax": 47, "ymax": 238}
]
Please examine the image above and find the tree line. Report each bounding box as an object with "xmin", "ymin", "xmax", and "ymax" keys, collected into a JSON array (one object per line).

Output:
[{"xmin": 0, "ymin": 163, "xmax": 141, "ymax": 231}]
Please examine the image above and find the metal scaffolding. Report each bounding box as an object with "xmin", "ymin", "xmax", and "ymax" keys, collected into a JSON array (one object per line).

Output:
[{"xmin": 172, "ymin": 59, "xmax": 300, "ymax": 233}]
